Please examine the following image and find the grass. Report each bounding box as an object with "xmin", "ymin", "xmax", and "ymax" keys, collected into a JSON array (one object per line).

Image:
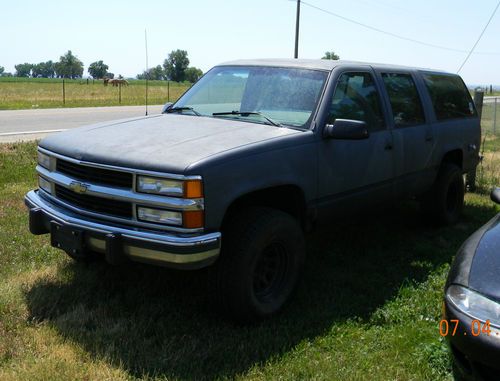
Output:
[
  {"xmin": 0, "ymin": 78, "xmax": 190, "ymax": 110},
  {"xmin": 476, "ymin": 133, "xmax": 500, "ymax": 193},
  {"xmin": 1, "ymin": 142, "xmax": 499, "ymax": 380}
]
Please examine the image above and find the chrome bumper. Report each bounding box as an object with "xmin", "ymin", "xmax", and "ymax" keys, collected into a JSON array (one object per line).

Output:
[{"xmin": 24, "ymin": 190, "xmax": 221, "ymax": 269}]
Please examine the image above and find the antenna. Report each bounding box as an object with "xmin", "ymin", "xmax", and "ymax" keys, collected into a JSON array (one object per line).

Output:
[
  {"xmin": 294, "ymin": 0, "xmax": 300, "ymax": 58},
  {"xmin": 144, "ymin": 28, "xmax": 149, "ymax": 116}
]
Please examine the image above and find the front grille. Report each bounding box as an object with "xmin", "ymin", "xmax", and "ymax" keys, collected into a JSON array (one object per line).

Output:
[
  {"xmin": 56, "ymin": 159, "xmax": 133, "ymax": 188},
  {"xmin": 55, "ymin": 184, "xmax": 132, "ymax": 218}
]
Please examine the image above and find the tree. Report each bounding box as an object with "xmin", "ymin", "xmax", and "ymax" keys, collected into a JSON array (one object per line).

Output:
[
  {"xmin": 55, "ymin": 50, "xmax": 84, "ymax": 79},
  {"xmin": 15, "ymin": 63, "xmax": 33, "ymax": 77},
  {"xmin": 88, "ymin": 60, "xmax": 109, "ymax": 79},
  {"xmin": 163, "ymin": 49, "xmax": 189, "ymax": 82},
  {"xmin": 136, "ymin": 65, "xmax": 165, "ymax": 80},
  {"xmin": 0, "ymin": 66, "xmax": 4, "ymax": 76},
  {"xmin": 32, "ymin": 61, "xmax": 55, "ymax": 78},
  {"xmin": 185, "ymin": 67, "xmax": 203, "ymax": 83},
  {"xmin": 322, "ymin": 51, "xmax": 340, "ymax": 60},
  {"xmin": 150, "ymin": 65, "xmax": 165, "ymax": 80}
]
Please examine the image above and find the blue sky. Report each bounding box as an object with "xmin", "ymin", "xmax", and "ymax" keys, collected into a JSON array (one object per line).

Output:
[{"xmin": 2, "ymin": 0, "xmax": 500, "ymax": 85}]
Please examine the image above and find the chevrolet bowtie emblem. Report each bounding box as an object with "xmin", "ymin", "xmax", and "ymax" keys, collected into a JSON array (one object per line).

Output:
[{"xmin": 69, "ymin": 181, "xmax": 89, "ymax": 194}]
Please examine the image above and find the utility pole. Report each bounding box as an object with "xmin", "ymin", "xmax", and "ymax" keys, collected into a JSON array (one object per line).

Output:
[{"xmin": 294, "ymin": 0, "xmax": 301, "ymax": 58}]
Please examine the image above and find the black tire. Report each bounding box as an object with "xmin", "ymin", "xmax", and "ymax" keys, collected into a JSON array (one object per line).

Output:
[
  {"xmin": 215, "ymin": 207, "xmax": 305, "ymax": 323},
  {"xmin": 420, "ymin": 163, "xmax": 465, "ymax": 225}
]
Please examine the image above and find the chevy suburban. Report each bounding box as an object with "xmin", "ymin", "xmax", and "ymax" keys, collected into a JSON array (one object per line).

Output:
[{"xmin": 25, "ymin": 59, "xmax": 481, "ymax": 322}]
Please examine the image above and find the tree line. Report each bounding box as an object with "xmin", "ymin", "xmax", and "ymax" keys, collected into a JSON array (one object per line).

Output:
[
  {"xmin": 1, "ymin": 51, "xmax": 88, "ymax": 79},
  {"xmin": 1, "ymin": 49, "xmax": 203, "ymax": 83},
  {"xmin": 1, "ymin": 49, "xmax": 338, "ymax": 82},
  {"xmin": 137, "ymin": 49, "xmax": 202, "ymax": 82}
]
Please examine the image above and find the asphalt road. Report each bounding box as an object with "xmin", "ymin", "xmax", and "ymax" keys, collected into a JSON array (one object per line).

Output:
[
  {"xmin": 0, "ymin": 105, "xmax": 163, "ymax": 143},
  {"xmin": 484, "ymin": 96, "xmax": 499, "ymax": 104}
]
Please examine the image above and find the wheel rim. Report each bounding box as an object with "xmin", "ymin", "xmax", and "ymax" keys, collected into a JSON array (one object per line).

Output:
[
  {"xmin": 446, "ymin": 178, "xmax": 462, "ymax": 213},
  {"xmin": 253, "ymin": 241, "xmax": 289, "ymax": 303}
]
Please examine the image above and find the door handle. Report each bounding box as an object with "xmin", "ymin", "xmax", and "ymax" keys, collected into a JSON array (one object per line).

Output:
[
  {"xmin": 425, "ymin": 134, "xmax": 433, "ymax": 142},
  {"xmin": 384, "ymin": 142, "xmax": 393, "ymax": 150}
]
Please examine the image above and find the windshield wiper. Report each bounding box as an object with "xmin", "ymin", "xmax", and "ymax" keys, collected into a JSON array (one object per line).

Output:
[
  {"xmin": 166, "ymin": 106, "xmax": 201, "ymax": 116},
  {"xmin": 212, "ymin": 110, "xmax": 282, "ymax": 127}
]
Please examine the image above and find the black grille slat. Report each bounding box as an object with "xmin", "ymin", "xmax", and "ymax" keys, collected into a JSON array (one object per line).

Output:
[
  {"xmin": 55, "ymin": 184, "xmax": 132, "ymax": 218},
  {"xmin": 56, "ymin": 159, "xmax": 133, "ymax": 188}
]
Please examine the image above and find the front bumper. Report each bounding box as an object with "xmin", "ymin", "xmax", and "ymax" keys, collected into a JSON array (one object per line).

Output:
[
  {"xmin": 25, "ymin": 190, "xmax": 221, "ymax": 269},
  {"xmin": 444, "ymin": 300, "xmax": 500, "ymax": 381}
]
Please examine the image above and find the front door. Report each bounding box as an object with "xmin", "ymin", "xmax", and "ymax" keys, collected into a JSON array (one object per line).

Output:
[{"xmin": 317, "ymin": 70, "xmax": 394, "ymax": 216}]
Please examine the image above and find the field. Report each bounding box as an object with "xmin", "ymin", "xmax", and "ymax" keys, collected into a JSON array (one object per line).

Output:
[
  {"xmin": 0, "ymin": 77, "xmax": 190, "ymax": 109},
  {"xmin": 0, "ymin": 141, "xmax": 499, "ymax": 380},
  {"xmin": 477, "ymin": 102, "xmax": 500, "ymax": 191}
]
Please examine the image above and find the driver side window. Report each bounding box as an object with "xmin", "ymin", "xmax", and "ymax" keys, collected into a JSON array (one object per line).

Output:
[{"xmin": 328, "ymin": 72, "xmax": 385, "ymax": 132}]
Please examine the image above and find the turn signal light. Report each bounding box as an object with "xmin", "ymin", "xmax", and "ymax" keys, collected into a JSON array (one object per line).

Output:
[
  {"xmin": 183, "ymin": 210, "xmax": 204, "ymax": 229},
  {"xmin": 184, "ymin": 180, "xmax": 203, "ymax": 198}
]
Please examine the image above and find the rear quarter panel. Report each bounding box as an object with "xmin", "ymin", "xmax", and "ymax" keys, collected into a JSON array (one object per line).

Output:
[{"xmin": 417, "ymin": 71, "xmax": 481, "ymax": 173}]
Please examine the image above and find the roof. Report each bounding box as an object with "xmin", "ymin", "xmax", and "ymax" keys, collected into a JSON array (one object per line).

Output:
[{"xmin": 218, "ymin": 58, "xmax": 451, "ymax": 75}]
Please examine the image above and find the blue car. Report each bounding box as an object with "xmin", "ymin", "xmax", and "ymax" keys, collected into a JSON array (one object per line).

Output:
[{"xmin": 444, "ymin": 188, "xmax": 500, "ymax": 380}]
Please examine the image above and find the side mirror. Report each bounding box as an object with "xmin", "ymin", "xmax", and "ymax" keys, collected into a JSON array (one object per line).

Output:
[
  {"xmin": 491, "ymin": 187, "xmax": 500, "ymax": 205},
  {"xmin": 324, "ymin": 119, "xmax": 369, "ymax": 140},
  {"xmin": 161, "ymin": 102, "xmax": 173, "ymax": 114}
]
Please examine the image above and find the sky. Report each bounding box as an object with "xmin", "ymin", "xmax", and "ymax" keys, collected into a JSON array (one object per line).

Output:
[{"xmin": 2, "ymin": 0, "xmax": 500, "ymax": 85}]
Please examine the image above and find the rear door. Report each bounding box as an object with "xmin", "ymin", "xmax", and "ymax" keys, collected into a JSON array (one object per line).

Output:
[{"xmin": 377, "ymin": 70, "xmax": 435, "ymax": 197}]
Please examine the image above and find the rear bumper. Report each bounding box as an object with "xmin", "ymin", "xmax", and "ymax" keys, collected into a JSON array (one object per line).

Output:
[{"xmin": 25, "ymin": 190, "xmax": 221, "ymax": 269}]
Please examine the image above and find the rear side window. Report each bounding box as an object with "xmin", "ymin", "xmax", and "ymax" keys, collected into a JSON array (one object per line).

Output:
[
  {"xmin": 328, "ymin": 72, "xmax": 385, "ymax": 132},
  {"xmin": 382, "ymin": 73, "xmax": 426, "ymax": 127},
  {"xmin": 422, "ymin": 73, "xmax": 476, "ymax": 120}
]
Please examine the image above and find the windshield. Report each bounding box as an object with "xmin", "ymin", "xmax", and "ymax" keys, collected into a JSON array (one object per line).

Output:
[{"xmin": 173, "ymin": 66, "xmax": 329, "ymax": 128}]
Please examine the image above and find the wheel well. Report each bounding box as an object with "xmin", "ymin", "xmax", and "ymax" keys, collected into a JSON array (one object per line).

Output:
[
  {"xmin": 222, "ymin": 185, "xmax": 307, "ymax": 230},
  {"xmin": 442, "ymin": 149, "xmax": 463, "ymax": 170}
]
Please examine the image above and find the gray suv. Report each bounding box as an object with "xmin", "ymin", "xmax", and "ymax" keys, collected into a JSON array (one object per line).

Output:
[{"xmin": 25, "ymin": 59, "xmax": 481, "ymax": 322}]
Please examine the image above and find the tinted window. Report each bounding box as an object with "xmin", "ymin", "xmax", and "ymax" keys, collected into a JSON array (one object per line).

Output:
[
  {"xmin": 382, "ymin": 73, "xmax": 425, "ymax": 127},
  {"xmin": 328, "ymin": 72, "xmax": 385, "ymax": 131},
  {"xmin": 175, "ymin": 66, "xmax": 328, "ymax": 128},
  {"xmin": 423, "ymin": 73, "xmax": 476, "ymax": 120}
]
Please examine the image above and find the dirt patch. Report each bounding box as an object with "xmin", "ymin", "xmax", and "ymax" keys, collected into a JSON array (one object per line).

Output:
[
  {"xmin": 0, "ymin": 144, "xmax": 18, "ymax": 154},
  {"xmin": 0, "ymin": 196, "xmax": 26, "ymax": 219}
]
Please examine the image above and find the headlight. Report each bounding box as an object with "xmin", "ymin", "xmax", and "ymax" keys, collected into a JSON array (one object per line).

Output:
[
  {"xmin": 136, "ymin": 176, "xmax": 203, "ymax": 198},
  {"xmin": 37, "ymin": 151, "xmax": 51, "ymax": 169},
  {"xmin": 38, "ymin": 176, "xmax": 52, "ymax": 194},
  {"xmin": 447, "ymin": 285, "xmax": 500, "ymax": 327},
  {"xmin": 137, "ymin": 176, "xmax": 183, "ymax": 196},
  {"xmin": 137, "ymin": 206, "xmax": 182, "ymax": 226}
]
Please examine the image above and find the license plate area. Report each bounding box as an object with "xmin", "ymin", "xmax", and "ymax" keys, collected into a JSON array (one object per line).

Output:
[{"xmin": 50, "ymin": 221, "xmax": 85, "ymax": 255}]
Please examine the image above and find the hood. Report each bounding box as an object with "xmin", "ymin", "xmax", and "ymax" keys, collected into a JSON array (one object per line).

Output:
[
  {"xmin": 467, "ymin": 214, "xmax": 500, "ymax": 301},
  {"xmin": 39, "ymin": 114, "xmax": 301, "ymax": 173}
]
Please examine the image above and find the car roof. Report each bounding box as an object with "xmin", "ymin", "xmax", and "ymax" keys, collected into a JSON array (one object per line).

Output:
[{"xmin": 218, "ymin": 58, "xmax": 452, "ymax": 75}]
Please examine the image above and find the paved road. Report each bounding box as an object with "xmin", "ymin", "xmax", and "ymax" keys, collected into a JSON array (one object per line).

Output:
[
  {"xmin": 484, "ymin": 96, "xmax": 499, "ymax": 104},
  {"xmin": 0, "ymin": 105, "xmax": 163, "ymax": 143}
]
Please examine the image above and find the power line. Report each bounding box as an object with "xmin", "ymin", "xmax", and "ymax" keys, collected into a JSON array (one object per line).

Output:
[
  {"xmin": 300, "ymin": 0, "xmax": 500, "ymax": 55},
  {"xmin": 457, "ymin": 0, "xmax": 500, "ymax": 73}
]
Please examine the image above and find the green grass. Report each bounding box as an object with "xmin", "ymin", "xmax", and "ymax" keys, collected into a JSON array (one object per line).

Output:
[
  {"xmin": 476, "ymin": 133, "xmax": 500, "ymax": 193},
  {"xmin": 1, "ymin": 143, "xmax": 499, "ymax": 380},
  {"xmin": 0, "ymin": 78, "xmax": 190, "ymax": 110}
]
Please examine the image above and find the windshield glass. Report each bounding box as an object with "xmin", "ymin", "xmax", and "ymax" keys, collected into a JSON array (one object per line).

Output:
[{"xmin": 173, "ymin": 66, "xmax": 329, "ymax": 128}]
